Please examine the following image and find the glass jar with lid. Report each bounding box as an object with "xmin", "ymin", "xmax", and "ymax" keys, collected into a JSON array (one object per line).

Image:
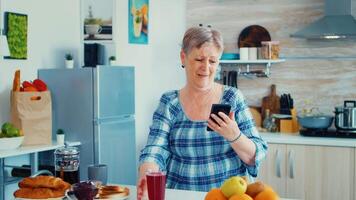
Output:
[
  {"xmin": 261, "ymin": 41, "xmax": 280, "ymax": 60},
  {"xmin": 54, "ymin": 146, "xmax": 80, "ymax": 184}
]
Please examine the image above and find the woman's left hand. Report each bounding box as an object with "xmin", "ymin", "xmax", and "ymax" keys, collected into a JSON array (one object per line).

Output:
[{"xmin": 207, "ymin": 111, "xmax": 240, "ymax": 141}]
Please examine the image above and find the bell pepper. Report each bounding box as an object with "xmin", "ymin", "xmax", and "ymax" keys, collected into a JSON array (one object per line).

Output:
[{"xmin": 33, "ymin": 79, "xmax": 48, "ymax": 91}]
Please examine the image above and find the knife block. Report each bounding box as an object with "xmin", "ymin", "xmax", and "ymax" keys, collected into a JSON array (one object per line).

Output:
[{"xmin": 279, "ymin": 108, "xmax": 299, "ymax": 133}]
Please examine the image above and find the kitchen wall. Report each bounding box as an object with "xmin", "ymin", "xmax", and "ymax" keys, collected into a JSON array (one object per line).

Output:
[
  {"xmin": 0, "ymin": 0, "xmax": 81, "ymax": 122},
  {"xmin": 114, "ymin": 0, "xmax": 186, "ymax": 162},
  {"xmin": 187, "ymin": 0, "xmax": 356, "ymax": 115},
  {"xmin": 0, "ymin": 0, "xmax": 81, "ymax": 198}
]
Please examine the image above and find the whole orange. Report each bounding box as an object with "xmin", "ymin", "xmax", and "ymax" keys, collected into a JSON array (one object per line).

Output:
[
  {"xmin": 229, "ymin": 193, "xmax": 253, "ymax": 200},
  {"xmin": 254, "ymin": 189, "xmax": 279, "ymax": 200},
  {"xmin": 205, "ymin": 188, "xmax": 228, "ymax": 200}
]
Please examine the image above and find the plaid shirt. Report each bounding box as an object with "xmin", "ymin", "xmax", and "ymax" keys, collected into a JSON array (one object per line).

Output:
[{"xmin": 139, "ymin": 86, "xmax": 268, "ymax": 192}]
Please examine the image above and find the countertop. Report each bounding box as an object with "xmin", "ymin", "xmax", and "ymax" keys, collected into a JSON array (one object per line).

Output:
[
  {"xmin": 0, "ymin": 142, "xmax": 63, "ymax": 158},
  {"xmin": 260, "ymin": 132, "xmax": 356, "ymax": 147},
  {"xmin": 122, "ymin": 185, "xmax": 299, "ymax": 200}
]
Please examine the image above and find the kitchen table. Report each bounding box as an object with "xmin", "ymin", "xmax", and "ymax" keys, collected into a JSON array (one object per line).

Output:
[{"xmin": 120, "ymin": 185, "xmax": 300, "ymax": 200}]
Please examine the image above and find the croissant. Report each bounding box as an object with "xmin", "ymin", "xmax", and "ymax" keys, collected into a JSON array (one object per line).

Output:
[
  {"xmin": 18, "ymin": 176, "xmax": 71, "ymax": 190},
  {"xmin": 14, "ymin": 188, "xmax": 65, "ymax": 199}
]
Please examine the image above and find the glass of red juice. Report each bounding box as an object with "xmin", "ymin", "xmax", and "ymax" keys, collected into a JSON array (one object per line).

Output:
[{"xmin": 146, "ymin": 171, "xmax": 166, "ymax": 200}]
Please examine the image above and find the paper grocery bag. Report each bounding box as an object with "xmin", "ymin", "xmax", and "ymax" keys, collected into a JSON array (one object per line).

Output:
[{"xmin": 11, "ymin": 91, "xmax": 52, "ymax": 146}]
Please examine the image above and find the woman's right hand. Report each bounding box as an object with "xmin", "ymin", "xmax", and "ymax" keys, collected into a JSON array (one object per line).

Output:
[
  {"xmin": 137, "ymin": 175, "xmax": 147, "ymax": 200},
  {"xmin": 137, "ymin": 162, "xmax": 160, "ymax": 200}
]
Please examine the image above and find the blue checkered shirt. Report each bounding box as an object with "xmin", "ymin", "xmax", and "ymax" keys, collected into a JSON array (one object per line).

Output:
[{"xmin": 139, "ymin": 86, "xmax": 268, "ymax": 192}]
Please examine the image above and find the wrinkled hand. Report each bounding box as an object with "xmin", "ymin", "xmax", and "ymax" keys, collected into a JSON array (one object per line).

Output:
[
  {"xmin": 137, "ymin": 175, "xmax": 148, "ymax": 200},
  {"xmin": 207, "ymin": 111, "xmax": 240, "ymax": 141}
]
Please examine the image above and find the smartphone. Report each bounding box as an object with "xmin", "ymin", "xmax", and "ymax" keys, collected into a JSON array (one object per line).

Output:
[{"xmin": 207, "ymin": 104, "xmax": 232, "ymax": 131}]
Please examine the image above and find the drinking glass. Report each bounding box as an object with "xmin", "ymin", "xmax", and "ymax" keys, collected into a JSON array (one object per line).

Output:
[
  {"xmin": 88, "ymin": 164, "xmax": 108, "ymax": 185},
  {"xmin": 146, "ymin": 171, "xmax": 166, "ymax": 200}
]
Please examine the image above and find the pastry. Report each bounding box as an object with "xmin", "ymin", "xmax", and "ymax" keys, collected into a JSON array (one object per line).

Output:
[
  {"xmin": 14, "ymin": 188, "xmax": 64, "ymax": 199},
  {"xmin": 97, "ymin": 185, "xmax": 129, "ymax": 199},
  {"xmin": 14, "ymin": 176, "xmax": 70, "ymax": 199},
  {"xmin": 18, "ymin": 175, "xmax": 71, "ymax": 190}
]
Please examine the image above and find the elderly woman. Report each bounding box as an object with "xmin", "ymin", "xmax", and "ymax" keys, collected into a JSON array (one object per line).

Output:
[{"xmin": 137, "ymin": 27, "xmax": 267, "ymax": 199}]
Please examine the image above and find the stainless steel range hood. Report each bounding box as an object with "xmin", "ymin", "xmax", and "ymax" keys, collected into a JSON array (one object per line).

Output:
[{"xmin": 291, "ymin": 0, "xmax": 356, "ymax": 39}]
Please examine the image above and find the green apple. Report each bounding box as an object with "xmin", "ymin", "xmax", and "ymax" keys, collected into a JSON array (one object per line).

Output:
[
  {"xmin": 1, "ymin": 122, "xmax": 13, "ymax": 134},
  {"xmin": 7, "ymin": 127, "xmax": 20, "ymax": 137},
  {"xmin": 220, "ymin": 176, "xmax": 247, "ymax": 198}
]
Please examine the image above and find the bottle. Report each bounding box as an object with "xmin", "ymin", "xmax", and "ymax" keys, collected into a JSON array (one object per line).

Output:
[
  {"xmin": 269, "ymin": 118, "xmax": 278, "ymax": 132},
  {"xmin": 263, "ymin": 109, "xmax": 272, "ymax": 130}
]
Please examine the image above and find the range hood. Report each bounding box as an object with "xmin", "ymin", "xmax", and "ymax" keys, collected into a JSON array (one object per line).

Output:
[{"xmin": 291, "ymin": 0, "xmax": 356, "ymax": 39}]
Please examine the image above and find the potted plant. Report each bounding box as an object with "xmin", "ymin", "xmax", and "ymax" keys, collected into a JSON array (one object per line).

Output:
[
  {"xmin": 65, "ymin": 53, "xmax": 74, "ymax": 68},
  {"xmin": 84, "ymin": 6, "xmax": 103, "ymax": 38},
  {"xmin": 109, "ymin": 56, "xmax": 116, "ymax": 65}
]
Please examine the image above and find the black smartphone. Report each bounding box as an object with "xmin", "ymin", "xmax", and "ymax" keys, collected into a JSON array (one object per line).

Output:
[{"xmin": 207, "ymin": 104, "xmax": 232, "ymax": 131}]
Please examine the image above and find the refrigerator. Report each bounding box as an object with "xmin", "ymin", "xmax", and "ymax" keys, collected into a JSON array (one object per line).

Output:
[{"xmin": 38, "ymin": 66, "xmax": 136, "ymax": 185}]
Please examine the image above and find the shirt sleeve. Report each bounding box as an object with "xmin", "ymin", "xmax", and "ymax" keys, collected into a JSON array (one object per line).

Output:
[
  {"xmin": 233, "ymin": 89, "xmax": 268, "ymax": 177},
  {"xmin": 139, "ymin": 94, "xmax": 174, "ymax": 171}
]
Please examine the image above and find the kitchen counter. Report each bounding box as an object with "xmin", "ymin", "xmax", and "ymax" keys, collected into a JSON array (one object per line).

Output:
[
  {"xmin": 260, "ymin": 132, "xmax": 356, "ymax": 147},
  {"xmin": 0, "ymin": 142, "xmax": 63, "ymax": 158},
  {"xmin": 122, "ymin": 185, "xmax": 299, "ymax": 200}
]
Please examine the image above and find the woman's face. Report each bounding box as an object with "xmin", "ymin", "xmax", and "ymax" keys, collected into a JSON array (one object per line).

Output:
[{"xmin": 181, "ymin": 42, "xmax": 222, "ymax": 91}]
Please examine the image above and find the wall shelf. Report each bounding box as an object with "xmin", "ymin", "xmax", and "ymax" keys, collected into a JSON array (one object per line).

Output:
[
  {"xmin": 220, "ymin": 59, "xmax": 285, "ymax": 64},
  {"xmin": 219, "ymin": 59, "xmax": 286, "ymax": 78}
]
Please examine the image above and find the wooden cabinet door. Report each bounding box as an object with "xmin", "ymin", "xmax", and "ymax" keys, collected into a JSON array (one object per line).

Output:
[
  {"xmin": 257, "ymin": 143, "xmax": 287, "ymax": 197},
  {"xmin": 287, "ymin": 145, "xmax": 355, "ymax": 200}
]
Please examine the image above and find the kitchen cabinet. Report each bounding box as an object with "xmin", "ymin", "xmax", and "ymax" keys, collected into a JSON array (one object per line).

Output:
[
  {"xmin": 219, "ymin": 59, "xmax": 285, "ymax": 77},
  {"xmin": 257, "ymin": 143, "xmax": 355, "ymax": 200}
]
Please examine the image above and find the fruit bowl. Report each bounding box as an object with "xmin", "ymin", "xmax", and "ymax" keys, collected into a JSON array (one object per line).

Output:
[{"xmin": 0, "ymin": 136, "xmax": 24, "ymax": 150}]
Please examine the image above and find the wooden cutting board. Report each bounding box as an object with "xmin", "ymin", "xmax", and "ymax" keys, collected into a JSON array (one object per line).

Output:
[
  {"xmin": 249, "ymin": 107, "xmax": 262, "ymax": 127},
  {"xmin": 261, "ymin": 84, "xmax": 280, "ymax": 121}
]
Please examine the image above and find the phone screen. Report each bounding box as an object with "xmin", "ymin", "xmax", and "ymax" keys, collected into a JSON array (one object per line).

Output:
[{"xmin": 207, "ymin": 104, "xmax": 231, "ymax": 131}]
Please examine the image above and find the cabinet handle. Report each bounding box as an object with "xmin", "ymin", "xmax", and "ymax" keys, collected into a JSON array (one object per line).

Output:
[
  {"xmin": 275, "ymin": 149, "xmax": 281, "ymax": 178},
  {"xmin": 288, "ymin": 150, "xmax": 295, "ymax": 179}
]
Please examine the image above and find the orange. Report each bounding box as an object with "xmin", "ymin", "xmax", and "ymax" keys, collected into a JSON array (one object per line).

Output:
[
  {"xmin": 205, "ymin": 188, "xmax": 228, "ymax": 200},
  {"xmin": 229, "ymin": 193, "xmax": 253, "ymax": 200},
  {"xmin": 141, "ymin": 4, "xmax": 148, "ymax": 15},
  {"xmin": 254, "ymin": 188, "xmax": 279, "ymax": 200}
]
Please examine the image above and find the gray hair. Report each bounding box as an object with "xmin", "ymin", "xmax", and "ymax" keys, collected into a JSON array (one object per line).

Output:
[{"xmin": 182, "ymin": 27, "xmax": 224, "ymax": 54}]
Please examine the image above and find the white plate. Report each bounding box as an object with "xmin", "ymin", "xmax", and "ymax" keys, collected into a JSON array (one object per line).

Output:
[
  {"xmin": 110, "ymin": 195, "xmax": 129, "ymax": 200},
  {"xmin": 96, "ymin": 194, "xmax": 130, "ymax": 200}
]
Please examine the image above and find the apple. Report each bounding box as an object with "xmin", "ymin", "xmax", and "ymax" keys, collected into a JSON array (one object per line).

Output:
[{"xmin": 220, "ymin": 176, "xmax": 247, "ymax": 198}]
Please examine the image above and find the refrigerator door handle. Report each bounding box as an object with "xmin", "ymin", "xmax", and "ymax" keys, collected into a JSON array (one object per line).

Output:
[{"xmin": 94, "ymin": 115, "xmax": 135, "ymax": 125}]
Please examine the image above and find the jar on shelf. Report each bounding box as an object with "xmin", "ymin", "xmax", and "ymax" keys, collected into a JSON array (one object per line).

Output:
[{"xmin": 261, "ymin": 41, "xmax": 280, "ymax": 60}]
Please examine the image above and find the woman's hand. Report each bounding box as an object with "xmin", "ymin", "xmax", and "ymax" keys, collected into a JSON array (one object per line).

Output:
[
  {"xmin": 207, "ymin": 111, "xmax": 240, "ymax": 141},
  {"xmin": 137, "ymin": 175, "xmax": 148, "ymax": 200},
  {"xmin": 137, "ymin": 162, "xmax": 159, "ymax": 200}
]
